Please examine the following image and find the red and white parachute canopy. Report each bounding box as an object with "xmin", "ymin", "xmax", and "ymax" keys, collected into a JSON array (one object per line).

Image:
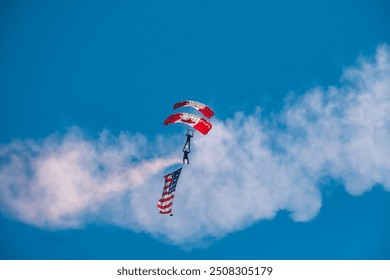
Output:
[
  {"xmin": 173, "ymin": 100, "xmax": 214, "ymax": 119},
  {"xmin": 163, "ymin": 113, "xmax": 212, "ymax": 135}
]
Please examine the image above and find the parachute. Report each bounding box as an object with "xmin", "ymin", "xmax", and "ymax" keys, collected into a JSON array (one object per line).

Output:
[
  {"xmin": 163, "ymin": 113, "xmax": 212, "ymax": 135},
  {"xmin": 173, "ymin": 100, "xmax": 214, "ymax": 119}
]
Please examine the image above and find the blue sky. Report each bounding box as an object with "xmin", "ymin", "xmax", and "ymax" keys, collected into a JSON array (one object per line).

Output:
[{"xmin": 1, "ymin": 0, "xmax": 390, "ymax": 259}]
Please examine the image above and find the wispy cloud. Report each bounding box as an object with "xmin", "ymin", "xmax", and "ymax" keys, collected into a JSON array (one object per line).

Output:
[{"xmin": 1, "ymin": 44, "xmax": 390, "ymax": 245}]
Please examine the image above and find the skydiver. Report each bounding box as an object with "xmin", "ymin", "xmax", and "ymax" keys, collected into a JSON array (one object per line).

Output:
[
  {"xmin": 183, "ymin": 131, "xmax": 193, "ymax": 151},
  {"xmin": 183, "ymin": 149, "xmax": 190, "ymax": 164},
  {"xmin": 182, "ymin": 130, "xmax": 193, "ymax": 164}
]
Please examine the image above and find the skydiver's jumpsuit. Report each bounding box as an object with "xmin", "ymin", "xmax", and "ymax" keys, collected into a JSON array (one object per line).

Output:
[{"xmin": 183, "ymin": 150, "xmax": 190, "ymax": 164}]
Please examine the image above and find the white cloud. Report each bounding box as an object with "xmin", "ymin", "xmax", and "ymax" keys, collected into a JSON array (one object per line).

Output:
[
  {"xmin": 281, "ymin": 44, "xmax": 390, "ymax": 195},
  {"xmin": 1, "ymin": 44, "xmax": 390, "ymax": 245}
]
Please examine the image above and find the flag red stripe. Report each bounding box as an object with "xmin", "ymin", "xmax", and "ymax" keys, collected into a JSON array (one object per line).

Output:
[
  {"xmin": 157, "ymin": 201, "xmax": 173, "ymax": 209},
  {"xmin": 158, "ymin": 195, "xmax": 175, "ymax": 204},
  {"xmin": 159, "ymin": 209, "xmax": 172, "ymax": 214}
]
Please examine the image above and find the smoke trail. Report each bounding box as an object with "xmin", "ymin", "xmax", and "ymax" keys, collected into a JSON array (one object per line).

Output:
[
  {"xmin": 1, "ymin": 44, "xmax": 389, "ymax": 245},
  {"xmin": 0, "ymin": 128, "xmax": 180, "ymax": 228}
]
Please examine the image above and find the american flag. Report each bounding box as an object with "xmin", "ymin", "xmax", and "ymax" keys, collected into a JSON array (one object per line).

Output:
[{"xmin": 157, "ymin": 167, "xmax": 182, "ymax": 215}]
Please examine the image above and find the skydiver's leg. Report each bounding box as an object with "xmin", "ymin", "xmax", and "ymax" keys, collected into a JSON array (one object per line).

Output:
[{"xmin": 183, "ymin": 140, "xmax": 189, "ymax": 152}]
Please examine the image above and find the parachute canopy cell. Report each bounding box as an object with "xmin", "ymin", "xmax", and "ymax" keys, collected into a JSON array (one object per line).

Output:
[
  {"xmin": 163, "ymin": 113, "xmax": 212, "ymax": 135},
  {"xmin": 173, "ymin": 100, "xmax": 214, "ymax": 119}
]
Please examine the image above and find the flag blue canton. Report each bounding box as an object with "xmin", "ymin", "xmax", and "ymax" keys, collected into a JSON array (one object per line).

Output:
[{"xmin": 169, "ymin": 168, "xmax": 182, "ymax": 194}]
